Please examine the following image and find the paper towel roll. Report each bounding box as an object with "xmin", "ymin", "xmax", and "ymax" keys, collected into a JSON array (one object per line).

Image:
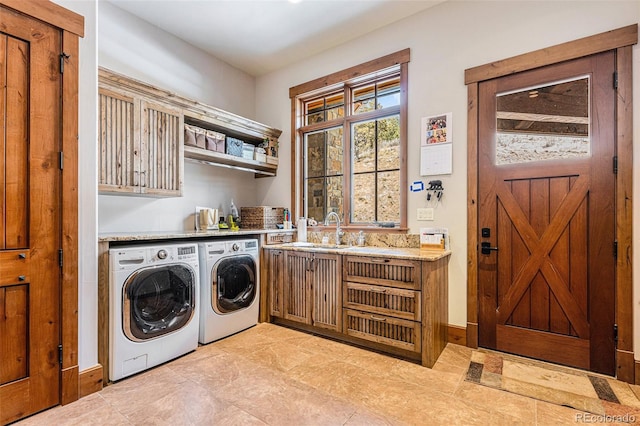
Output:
[{"xmin": 297, "ymin": 217, "xmax": 307, "ymax": 242}]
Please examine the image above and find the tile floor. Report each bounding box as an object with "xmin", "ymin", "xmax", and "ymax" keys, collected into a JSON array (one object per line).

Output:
[{"xmin": 16, "ymin": 323, "xmax": 619, "ymax": 425}]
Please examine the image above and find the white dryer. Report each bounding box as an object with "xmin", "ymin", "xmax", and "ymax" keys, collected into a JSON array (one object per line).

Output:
[
  {"xmin": 109, "ymin": 243, "xmax": 199, "ymax": 381},
  {"xmin": 198, "ymin": 239, "xmax": 259, "ymax": 344}
]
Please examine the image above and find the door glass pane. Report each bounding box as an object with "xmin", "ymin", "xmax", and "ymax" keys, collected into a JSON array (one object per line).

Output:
[{"xmin": 496, "ymin": 77, "xmax": 590, "ymax": 165}]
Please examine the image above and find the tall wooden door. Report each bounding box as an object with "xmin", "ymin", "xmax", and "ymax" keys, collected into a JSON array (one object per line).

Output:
[
  {"xmin": 478, "ymin": 52, "xmax": 616, "ymax": 375},
  {"xmin": 0, "ymin": 7, "xmax": 62, "ymax": 423}
]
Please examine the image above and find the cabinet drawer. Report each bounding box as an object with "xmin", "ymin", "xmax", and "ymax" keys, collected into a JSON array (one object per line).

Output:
[
  {"xmin": 344, "ymin": 282, "xmax": 421, "ymax": 321},
  {"xmin": 343, "ymin": 256, "xmax": 421, "ymax": 290},
  {"xmin": 343, "ymin": 309, "xmax": 421, "ymax": 353}
]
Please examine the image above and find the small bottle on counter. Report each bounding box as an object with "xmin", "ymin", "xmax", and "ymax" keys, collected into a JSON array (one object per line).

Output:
[
  {"xmin": 229, "ymin": 199, "xmax": 239, "ymax": 221},
  {"xmin": 297, "ymin": 217, "xmax": 307, "ymax": 242}
]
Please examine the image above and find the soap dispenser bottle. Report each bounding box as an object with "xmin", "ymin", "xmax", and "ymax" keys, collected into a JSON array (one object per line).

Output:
[
  {"xmin": 230, "ymin": 199, "xmax": 239, "ymax": 221},
  {"xmin": 357, "ymin": 231, "xmax": 366, "ymax": 247}
]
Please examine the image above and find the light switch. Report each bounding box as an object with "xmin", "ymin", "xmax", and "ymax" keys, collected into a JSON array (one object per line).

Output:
[{"xmin": 417, "ymin": 208, "xmax": 434, "ymax": 221}]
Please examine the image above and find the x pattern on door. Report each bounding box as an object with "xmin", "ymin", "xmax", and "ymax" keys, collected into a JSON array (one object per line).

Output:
[{"xmin": 495, "ymin": 175, "xmax": 589, "ymax": 339}]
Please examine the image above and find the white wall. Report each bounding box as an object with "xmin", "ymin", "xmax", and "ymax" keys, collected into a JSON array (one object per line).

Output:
[
  {"xmin": 98, "ymin": 1, "xmax": 261, "ymax": 234},
  {"xmin": 256, "ymin": 1, "xmax": 640, "ymax": 339}
]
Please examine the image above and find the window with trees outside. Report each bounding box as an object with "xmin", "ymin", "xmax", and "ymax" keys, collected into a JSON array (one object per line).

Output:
[{"xmin": 289, "ymin": 49, "xmax": 409, "ymax": 230}]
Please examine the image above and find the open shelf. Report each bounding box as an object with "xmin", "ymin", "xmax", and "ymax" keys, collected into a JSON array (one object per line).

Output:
[{"xmin": 184, "ymin": 145, "xmax": 278, "ymax": 177}]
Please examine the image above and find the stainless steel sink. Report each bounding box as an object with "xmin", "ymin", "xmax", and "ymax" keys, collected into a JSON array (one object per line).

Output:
[{"xmin": 287, "ymin": 242, "xmax": 351, "ymax": 250}]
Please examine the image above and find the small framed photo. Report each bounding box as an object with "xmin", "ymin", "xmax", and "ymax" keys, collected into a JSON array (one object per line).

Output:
[{"xmin": 421, "ymin": 113, "xmax": 452, "ymax": 146}]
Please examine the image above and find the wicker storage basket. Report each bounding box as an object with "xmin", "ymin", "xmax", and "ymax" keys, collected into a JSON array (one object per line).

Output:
[
  {"xmin": 240, "ymin": 206, "xmax": 284, "ymax": 229},
  {"xmin": 184, "ymin": 124, "xmax": 207, "ymax": 149},
  {"xmin": 205, "ymin": 130, "xmax": 225, "ymax": 153}
]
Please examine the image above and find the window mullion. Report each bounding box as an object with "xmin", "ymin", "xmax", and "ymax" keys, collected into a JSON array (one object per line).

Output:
[{"xmin": 343, "ymin": 85, "xmax": 351, "ymax": 226}]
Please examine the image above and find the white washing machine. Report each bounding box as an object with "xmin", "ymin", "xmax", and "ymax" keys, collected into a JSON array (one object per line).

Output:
[
  {"xmin": 198, "ymin": 239, "xmax": 259, "ymax": 344},
  {"xmin": 109, "ymin": 243, "xmax": 199, "ymax": 381}
]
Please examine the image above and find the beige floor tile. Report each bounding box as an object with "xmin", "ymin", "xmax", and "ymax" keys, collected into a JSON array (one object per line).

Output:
[
  {"xmin": 99, "ymin": 365, "xmax": 190, "ymax": 416},
  {"xmin": 344, "ymin": 408, "xmax": 407, "ymax": 426},
  {"xmin": 454, "ymin": 380, "xmax": 536, "ymax": 422},
  {"xmin": 535, "ymin": 400, "xmax": 589, "ymax": 425},
  {"xmin": 120, "ymin": 379, "xmax": 230, "ymax": 425},
  {"xmin": 287, "ymin": 358, "xmax": 380, "ymax": 406},
  {"xmin": 238, "ymin": 339, "xmax": 318, "ymax": 372},
  {"xmin": 215, "ymin": 361, "xmax": 358, "ymax": 425},
  {"xmin": 431, "ymin": 343, "xmax": 473, "ymax": 377},
  {"xmin": 16, "ymin": 394, "xmax": 130, "ymax": 426},
  {"xmin": 390, "ymin": 358, "xmax": 462, "ymax": 395}
]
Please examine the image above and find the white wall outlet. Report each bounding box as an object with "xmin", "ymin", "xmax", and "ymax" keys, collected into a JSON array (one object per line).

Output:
[{"xmin": 417, "ymin": 207, "xmax": 434, "ymax": 221}]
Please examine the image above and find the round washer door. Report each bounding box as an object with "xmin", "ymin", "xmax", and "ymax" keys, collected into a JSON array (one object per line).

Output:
[
  {"xmin": 123, "ymin": 264, "xmax": 196, "ymax": 341},
  {"xmin": 212, "ymin": 254, "xmax": 256, "ymax": 314}
]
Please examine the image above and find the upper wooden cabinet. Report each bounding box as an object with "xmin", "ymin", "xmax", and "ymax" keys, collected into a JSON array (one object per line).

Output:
[
  {"xmin": 98, "ymin": 68, "xmax": 282, "ymax": 191},
  {"xmin": 98, "ymin": 85, "xmax": 183, "ymax": 196}
]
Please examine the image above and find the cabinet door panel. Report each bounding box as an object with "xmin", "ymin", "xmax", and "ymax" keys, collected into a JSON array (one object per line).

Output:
[
  {"xmin": 283, "ymin": 252, "xmax": 311, "ymax": 324},
  {"xmin": 98, "ymin": 88, "xmax": 138, "ymax": 193},
  {"xmin": 141, "ymin": 100, "xmax": 183, "ymax": 196},
  {"xmin": 266, "ymin": 249, "xmax": 285, "ymax": 318},
  {"xmin": 312, "ymin": 253, "xmax": 341, "ymax": 331}
]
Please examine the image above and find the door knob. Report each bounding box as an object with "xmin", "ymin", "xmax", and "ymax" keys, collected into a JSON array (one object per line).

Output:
[{"xmin": 481, "ymin": 242, "xmax": 499, "ymax": 255}]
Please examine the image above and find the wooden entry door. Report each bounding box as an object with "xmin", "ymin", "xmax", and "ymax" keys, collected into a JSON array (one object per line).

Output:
[
  {"xmin": 477, "ymin": 52, "xmax": 616, "ymax": 375},
  {"xmin": 0, "ymin": 7, "xmax": 63, "ymax": 423}
]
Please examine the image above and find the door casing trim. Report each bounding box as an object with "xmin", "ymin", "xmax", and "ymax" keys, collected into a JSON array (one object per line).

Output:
[{"xmin": 466, "ymin": 25, "xmax": 637, "ymax": 382}]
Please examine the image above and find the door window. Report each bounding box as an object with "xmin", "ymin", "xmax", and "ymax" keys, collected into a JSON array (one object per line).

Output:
[{"xmin": 496, "ymin": 77, "xmax": 590, "ymax": 165}]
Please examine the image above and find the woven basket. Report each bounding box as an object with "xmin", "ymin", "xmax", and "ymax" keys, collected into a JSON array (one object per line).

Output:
[{"xmin": 240, "ymin": 206, "xmax": 284, "ymax": 229}]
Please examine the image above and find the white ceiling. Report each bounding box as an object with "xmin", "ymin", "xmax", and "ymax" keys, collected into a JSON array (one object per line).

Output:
[{"xmin": 106, "ymin": 0, "xmax": 444, "ymax": 76}]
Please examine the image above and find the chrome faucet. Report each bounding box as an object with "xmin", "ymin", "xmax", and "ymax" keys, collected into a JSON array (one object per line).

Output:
[{"xmin": 324, "ymin": 211, "xmax": 343, "ymax": 245}]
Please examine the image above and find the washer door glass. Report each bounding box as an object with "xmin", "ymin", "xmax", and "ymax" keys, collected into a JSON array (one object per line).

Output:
[
  {"xmin": 213, "ymin": 255, "xmax": 256, "ymax": 314},
  {"xmin": 123, "ymin": 264, "xmax": 195, "ymax": 341}
]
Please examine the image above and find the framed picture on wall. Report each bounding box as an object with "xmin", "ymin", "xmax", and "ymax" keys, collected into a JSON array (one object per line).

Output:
[{"xmin": 421, "ymin": 113, "xmax": 452, "ymax": 145}]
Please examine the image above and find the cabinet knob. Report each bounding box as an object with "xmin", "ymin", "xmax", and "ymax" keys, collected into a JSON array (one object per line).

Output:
[
  {"xmin": 18, "ymin": 275, "xmax": 26, "ymax": 281},
  {"xmin": 18, "ymin": 253, "xmax": 26, "ymax": 259}
]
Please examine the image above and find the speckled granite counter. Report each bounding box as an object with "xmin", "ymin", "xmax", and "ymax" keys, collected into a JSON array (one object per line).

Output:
[
  {"xmin": 267, "ymin": 242, "xmax": 451, "ymax": 261},
  {"xmin": 98, "ymin": 228, "xmax": 293, "ymax": 242}
]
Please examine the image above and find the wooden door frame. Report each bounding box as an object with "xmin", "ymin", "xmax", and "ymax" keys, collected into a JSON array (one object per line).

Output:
[
  {"xmin": 0, "ymin": 0, "xmax": 84, "ymax": 405},
  {"xmin": 465, "ymin": 25, "xmax": 637, "ymax": 382}
]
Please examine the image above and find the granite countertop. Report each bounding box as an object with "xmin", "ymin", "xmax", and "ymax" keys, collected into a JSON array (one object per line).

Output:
[
  {"xmin": 99, "ymin": 228, "xmax": 295, "ymax": 242},
  {"xmin": 267, "ymin": 242, "xmax": 451, "ymax": 261}
]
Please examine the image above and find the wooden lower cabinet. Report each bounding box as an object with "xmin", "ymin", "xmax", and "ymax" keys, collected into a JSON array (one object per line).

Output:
[
  {"xmin": 266, "ymin": 249, "xmax": 450, "ymax": 368},
  {"xmin": 266, "ymin": 249, "xmax": 342, "ymax": 331}
]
